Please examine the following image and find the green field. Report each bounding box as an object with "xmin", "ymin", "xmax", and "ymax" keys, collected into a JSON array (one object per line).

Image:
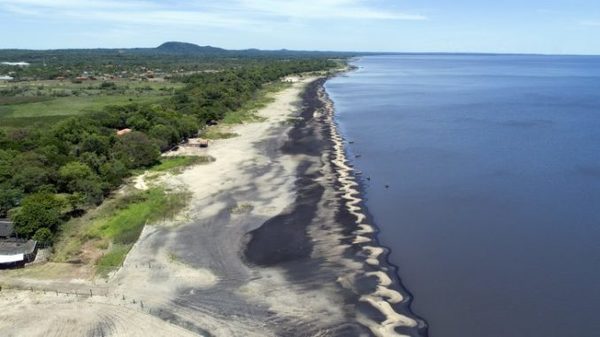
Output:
[
  {"xmin": 0, "ymin": 80, "xmax": 183, "ymax": 129},
  {"xmin": 0, "ymin": 95, "xmax": 163, "ymax": 118}
]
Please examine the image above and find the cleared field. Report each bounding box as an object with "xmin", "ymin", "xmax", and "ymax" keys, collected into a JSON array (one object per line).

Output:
[
  {"xmin": 0, "ymin": 95, "xmax": 164, "ymax": 118},
  {"xmin": 0, "ymin": 80, "xmax": 183, "ymax": 129}
]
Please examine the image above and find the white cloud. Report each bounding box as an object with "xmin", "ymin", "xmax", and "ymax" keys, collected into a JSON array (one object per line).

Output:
[
  {"xmin": 237, "ymin": 0, "xmax": 427, "ymax": 20},
  {"xmin": 1, "ymin": 0, "xmax": 155, "ymax": 10},
  {"xmin": 0, "ymin": 0, "xmax": 427, "ymax": 29}
]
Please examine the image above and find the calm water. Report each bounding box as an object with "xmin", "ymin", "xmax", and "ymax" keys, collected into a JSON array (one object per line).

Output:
[{"xmin": 326, "ymin": 55, "xmax": 600, "ymax": 337}]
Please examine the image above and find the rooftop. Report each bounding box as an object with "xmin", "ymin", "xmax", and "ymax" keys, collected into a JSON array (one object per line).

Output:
[{"xmin": 0, "ymin": 239, "xmax": 37, "ymax": 256}]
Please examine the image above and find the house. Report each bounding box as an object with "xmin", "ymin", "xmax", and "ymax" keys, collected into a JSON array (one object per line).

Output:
[
  {"xmin": 0, "ymin": 219, "xmax": 38, "ymax": 268},
  {"xmin": 0, "ymin": 75, "xmax": 14, "ymax": 82},
  {"xmin": 0, "ymin": 240, "xmax": 37, "ymax": 268},
  {"xmin": 1, "ymin": 62, "xmax": 30, "ymax": 67},
  {"xmin": 187, "ymin": 138, "xmax": 209, "ymax": 148},
  {"xmin": 116, "ymin": 128, "xmax": 132, "ymax": 136}
]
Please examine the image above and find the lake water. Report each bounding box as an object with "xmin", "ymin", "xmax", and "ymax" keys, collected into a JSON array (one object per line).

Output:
[{"xmin": 325, "ymin": 55, "xmax": 600, "ymax": 337}]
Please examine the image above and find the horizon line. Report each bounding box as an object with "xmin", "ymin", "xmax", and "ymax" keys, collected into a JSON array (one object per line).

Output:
[{"xmin": 0, "ymin": 44, "xmax": 599, "ymax": 58}]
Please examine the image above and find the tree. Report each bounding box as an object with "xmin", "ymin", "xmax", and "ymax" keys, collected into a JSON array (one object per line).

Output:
[
  {"xmin": 11, "ymin": 192, "xmax": 66, "ymax": 238},
  {"xmin": 99, "ymin": 159, "xmax": 128, "ymax": 188},
  {"xmin": 149, "ymin": 124, "xmax": 179, "ymax": 151},
  {"xmin": 114, "ymin": 131, "xmax": 160, "ymax": 168},
  {"xmin": 58, "ymin": 162, "xmax": 104, "ymax": 204},
  {"xmin": 0, "ymin": 185, "xmax": 23, "ymax": 217},
  {"xmin": 11, "ymin": 165, "xmax": 52, "ymax": 194},
  {"xmin": 33, "ymin": 228, "xmax": 53, "ymax": 244},
  {"xmin": 126, "ymin": 115, "xmax": 151, "ymax": 131}
]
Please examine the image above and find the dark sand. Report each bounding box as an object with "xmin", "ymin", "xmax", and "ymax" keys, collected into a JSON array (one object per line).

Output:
[
  {"xmin": 0, "ymin": 76, "xmax": 427, "ymax": 337},
  {"xmin": 245, "ymin": 78, "xmax": 427, "ymax": 336}
]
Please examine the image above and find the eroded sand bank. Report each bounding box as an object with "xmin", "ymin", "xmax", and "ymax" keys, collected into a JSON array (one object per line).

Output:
[{"xmin": 0, "ymin": 76, "xmax": 426, "ymax": 337}]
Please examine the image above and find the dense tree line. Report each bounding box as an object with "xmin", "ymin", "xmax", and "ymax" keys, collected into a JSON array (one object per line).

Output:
[
  {"xmin": 0, "ymin": 44, "xmax": 351, "ymax": 81},
  {"xmin": 0, "ymin": 58, "xmax": 337, "ymax": 243}
]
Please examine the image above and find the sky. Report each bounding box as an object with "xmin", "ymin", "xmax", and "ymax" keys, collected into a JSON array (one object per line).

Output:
[{"xmin": 1, "ymin": 0, "xmax": 599, "ymax": 54}]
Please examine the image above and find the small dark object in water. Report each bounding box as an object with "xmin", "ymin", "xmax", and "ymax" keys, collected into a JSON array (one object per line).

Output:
[
  {"xmin": 355, "ymin": 154, "xmax": 361, "ymax": 158},
  {"xmin": 366, "ymin": 177, "xmax": 371, "ymax": 181},
  {"xmin": 349, "ymin": 141, "xmax": 355, "ymax": 144},
  {"xmin": 385, "ymin": 184, "xmax": 389, "ymax": 188}
]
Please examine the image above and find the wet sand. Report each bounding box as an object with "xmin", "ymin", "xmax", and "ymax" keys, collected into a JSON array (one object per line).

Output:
[{"xmin": 0, "ymin": 76, "xmax": 425, "ymax": 337}]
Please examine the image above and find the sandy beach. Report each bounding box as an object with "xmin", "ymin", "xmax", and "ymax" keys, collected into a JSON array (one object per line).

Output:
[{"xmin": 0, "ymin": 76, "xmax": 425, "ymax": 337}]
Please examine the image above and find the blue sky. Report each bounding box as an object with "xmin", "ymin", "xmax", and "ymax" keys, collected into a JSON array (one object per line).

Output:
[{"xmin": 1, "ymin": 0, "xmax": 599, "ymax": 54}]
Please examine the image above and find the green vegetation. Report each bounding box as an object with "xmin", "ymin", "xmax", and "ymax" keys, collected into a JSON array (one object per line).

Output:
[
  {"xmin": 149, "ymin": 155, "xmax": 215, "ymax": 173},
  {"xmin": 201, "ymin": 129, "xmax": 239, "ymax": 140},
  {"xmin": 52, "ymin": 187, "xmax": 190, "ymax": 276},
  {"xmin": 9, "ymin": 192, "xmax": 67, "ymax": 238},
  {"xmin": 0, "ymin": 53, "xmax": 337, "ymax": 259},
  {"xmin": 0, "ymin": 81, "xmax": 182, "ymax": 130},
  {"xmin": 88, "ymin": 188, "xmax": 186, "ymax": 244},
  {"xmin": 0, "ymin": 42, "xmax": 353, "ymax": 82},
  {"xmin": 0, "ymin": 95, "xmax": 163, "ymax": 119},
  {"xmin": 96, "ymin": 244, "xmax": 131, "ymax": 276},
  {"xmin": 92, "ymin": 188, "xmax": 190, "ymax": 276},
  {"xmin": 221, "ymin": 81, "xmax": 292, "ymax": 124}
]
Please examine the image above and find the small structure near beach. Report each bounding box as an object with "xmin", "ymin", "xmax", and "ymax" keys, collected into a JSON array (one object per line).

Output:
[
  {"xmin": 0, "ymin": 240, "xmax": 38, "ymax": 268},
  {"xmin": 0, "ymin": 219, "xmax": 38, "ymax": 268},
  {"xmin": 187, "ymin": 138, "xmax": 209, "ymax": 148},
  {"xmin": 116, "ymin": 128, "xmax": 133, "ymax": 136},
  {"xmin": 1, "ymin": 62, "xmax": 30, "ymax": 67}
]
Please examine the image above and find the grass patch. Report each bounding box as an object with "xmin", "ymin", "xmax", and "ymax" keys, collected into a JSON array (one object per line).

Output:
[
  {"xmin": 0, "ymin": 95, "xmax": 164, "ymax": 119},
  {"xmin": 96, "ymin": 244, "xmax": 132, "ymax": 277},
  {"xmin": 52, "ymin": 187, "xmax": 191, "ymax": 276},
  {"xmin": 87, "ymin": 188, "xmax": 188, "ymax": 244},
  {"xmin": 221, "ymin": 81, "xmax": 292, "ymax": 125},
  {"xmin": 0, "ymin": 115, "xmax": 72, "ymax": 130},
  {"xmin": 0, "ymin": 80, "xmax": 183, "ymax": 130},
  {"xmin": 230, "ymin": 203, "xmax": 254, "ymax": 214},
  {"xmin": 150, "ymin": 155, "xmax": 215, "ymax": 173},
  {"xmin": 0, "ymin": 96, "xmax": 53, "ymax": 105},
  {"xmin": 187, "ymin": 81, "xmax": 292, "ymax": 141},
  {"xmin": 201, "ymin": 128, "xmax": 239, "ymax": 140},
  {"xmin": 168, "ymin": 251, "xmax": 180, "ymax": 263}
]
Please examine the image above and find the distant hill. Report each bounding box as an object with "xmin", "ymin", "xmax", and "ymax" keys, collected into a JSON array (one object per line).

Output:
[
  {"xmin": 0, "ymin": 42, "xmax": 363, "ymax": 65},
  {"xmin": 156, "ymin": 42, "xmax": 226, "ymax": 55}
]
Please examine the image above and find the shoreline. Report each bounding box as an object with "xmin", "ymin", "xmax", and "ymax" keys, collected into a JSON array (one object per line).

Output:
[
  {"xmin": 244, "ymin": 76, "xmax": 427, "ymax": 336},
  {"xmin": 320, "ymin": 76, "xmax": 429, "ymax": 336},
  {"xmin": 0, "ymin": 73, "xmax": 426, "ymax": 337}
]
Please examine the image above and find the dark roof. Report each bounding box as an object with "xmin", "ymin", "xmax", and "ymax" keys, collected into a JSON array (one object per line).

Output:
[
  {"xmin": 0, "ymin": 239, "xmax": 37, "ymax": 255},
  {"xmin": 0, "ymin": 219, "xmax": 14, "ymax": 237}
]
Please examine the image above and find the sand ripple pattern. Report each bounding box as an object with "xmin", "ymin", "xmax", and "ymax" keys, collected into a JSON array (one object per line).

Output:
[{"xmin": 319, "ymin": 86, "xmax": 424, "ymax": 337}]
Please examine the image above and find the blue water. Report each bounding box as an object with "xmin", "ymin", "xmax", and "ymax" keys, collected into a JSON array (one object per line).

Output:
[{"xmin": 326, "ymin": 55, "xmax": 600, "ymax": 337}]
